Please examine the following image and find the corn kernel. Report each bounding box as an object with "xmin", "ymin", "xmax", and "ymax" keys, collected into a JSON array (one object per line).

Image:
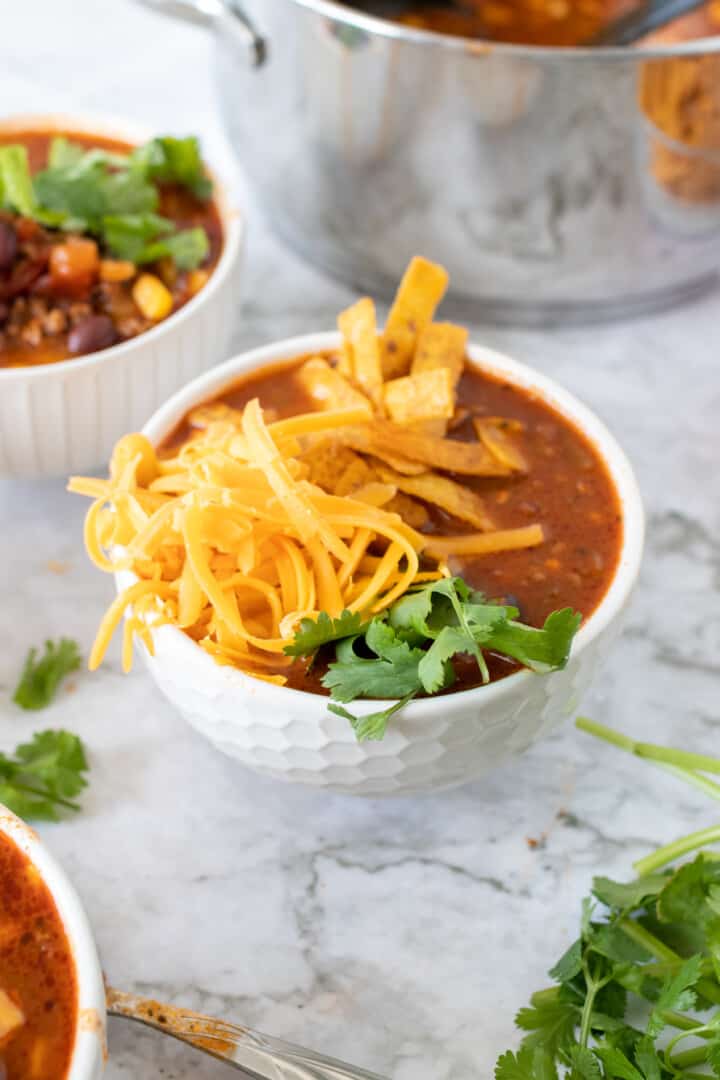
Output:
[
  {"xmin": 132, "ymin": 274, "xmax": 173, "ymax": 321},
  {"xmin": 100, "ymin": 259, "xmax": 136, "ymax": 283},
  {"xmin": 187, "ymin": 269, "xmax": 210, "ymax": 297}
]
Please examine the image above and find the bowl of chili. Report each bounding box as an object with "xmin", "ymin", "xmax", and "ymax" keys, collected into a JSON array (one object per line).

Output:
[
  {"xmin": 0, "ymin": 113, "xmax": 244, "ymax": 477},
  {"xmin": 0, "ymin": 807, "xmax": 106, "ymax": 1079},
  {"xmin": 71, "ymin": 259, "xmax": 644, "ymax": 795}
]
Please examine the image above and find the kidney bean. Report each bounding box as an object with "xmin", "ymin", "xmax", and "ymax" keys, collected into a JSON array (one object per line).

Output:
[
  {"xmin": 68, "ymin": 314, "xmax": 118, "ymax": 355},
  {"xmin": 0, "ymin": 222, "xmax": 17, "ymax": 271}
]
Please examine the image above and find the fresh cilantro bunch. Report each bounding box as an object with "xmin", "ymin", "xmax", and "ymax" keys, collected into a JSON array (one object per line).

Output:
[
  {"xmin": 497, "ymin": 718, "xmax": 720, "ymax": 1080},
  {"xmin": 285, "ymin": 577, "xmax": 581, "ymax": 741},
  {"xmin": 0, "ymin": 134, "xmax": 211, "ymax": 269},
  {"xmin": 0, "ymin": 730, "xmax": 89, "ymax": 821}
]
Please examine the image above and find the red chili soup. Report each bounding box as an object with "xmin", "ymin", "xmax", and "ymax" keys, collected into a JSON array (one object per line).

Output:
[
  {"xmin": 162, "ymin": 352, "xmax": 623, "ymax": 691},
  {"xmin": 0, "ymin": 828, "xmax": 77, "ymax": 1079},
  {"xmin": 0, "ymin": 130, "xmax": 223, "ymax": 369}
]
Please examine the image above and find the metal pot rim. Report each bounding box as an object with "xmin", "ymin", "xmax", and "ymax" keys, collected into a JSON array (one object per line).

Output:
[{"xmin": 286, "ymin": 0, "xmax": 720, "ymax": 59}]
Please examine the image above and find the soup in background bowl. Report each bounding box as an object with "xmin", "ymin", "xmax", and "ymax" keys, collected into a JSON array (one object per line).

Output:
[{"xmin": 0, "ymin": 113, "xmax": 244, "ymax": 477}]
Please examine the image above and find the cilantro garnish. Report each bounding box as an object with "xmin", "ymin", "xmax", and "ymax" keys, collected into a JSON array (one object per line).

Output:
[
  {"xmin": 0, "ymin": 133, "xmax": 213, "ymax": 271},
  {"xmin": 13, "ymin": 638, "xmax": 81, "ymax": 711},
  {"xmin": 285, "ymin": 576, "xmax": 581, "ymax": 741},
  {"xmin": 495, "ymin": 718, "xmax": 720, "ymax": 1079},
  {"xmin": 283, "ymin": 609, "xmax": 370, "ymax": 657},
  {"xmin": 0, "ymin": 730, "xmax": 89, "ymax": 821}
]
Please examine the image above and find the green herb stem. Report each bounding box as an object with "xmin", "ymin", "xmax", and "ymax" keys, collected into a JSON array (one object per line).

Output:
[
  {"xmin": 658, "ymin": 763, "xmax": 720, "ymax": 803},
  {"xmin": 670, "ymin": 1044, "xmax": 710, "ymax": 1070},
  {"xmin": 618, "ymin": 917, "xmax": 681, "ymax": 964},
  {"xmin": 657, "ymin": 1010, "xmax": 705, "ymax": 1033},
  {"xmin": 634, "ymin": 825, "xmax": 720, "ymax": 876},
  {"xmin": 575, "ymin": 718, "xmax": 720, "ymax": 778}
]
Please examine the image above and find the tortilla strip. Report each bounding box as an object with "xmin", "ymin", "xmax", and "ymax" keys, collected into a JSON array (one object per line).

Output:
[
  {"xmin": 381, "ymin": 256, "xmax": 449, "ymax": 380},
  {"xmin": 383, "ymin": 367, "xmax": 455, "ymax": 426},
  {"xmin": 296, "ymin": 357, "xmax": 371, "ymax": 412},
  {"xmin": 339, "ymin": 421, "xmax": 515, "ymax": 476},
  {"xmin": 473, "ymin": 417, "xmax": 527, "ymax": 473},
  {"xmin": 412, "ymin": 323, "xmax": 468, "ymax": 385},
  {"xmin": 385, "ymin": 493, "xmax": 429, "ymax": 530},
  {"xmin": 375, "ymin": 465, "xmax": 494, "ymax": 531},
  {"xmin": 336, "ymin": 432, "xmax": 427, "ymax": 475},
  {"xmin": 424, "ymin": 524, "xmax": 544, "ymax": 558},
  {"xmin": 338, "ymin": 298, "xmax": 383, "ymax": 403}
]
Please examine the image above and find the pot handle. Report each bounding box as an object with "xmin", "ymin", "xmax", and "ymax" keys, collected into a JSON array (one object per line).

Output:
[{"xmin": 134, "ymin": 0, "xmax": 266, "ymax": 66}]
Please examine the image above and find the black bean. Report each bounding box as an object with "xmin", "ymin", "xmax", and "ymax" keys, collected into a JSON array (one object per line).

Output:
[
  {"xmin": 67, "ymin": 314, "xmax": 118, "ymax": 356},
  {"xmin": 0, "ymin": 221, "xmax": 17, "ymax": 271}
]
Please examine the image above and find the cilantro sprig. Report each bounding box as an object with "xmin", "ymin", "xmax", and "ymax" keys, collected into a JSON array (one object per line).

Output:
[
  {"xmin": 13, "ymin": 638, "xmax": 81, "ymax": 711},
  {"xmin": 285, "ymin": 577, "xmax": 581, "ymax": 741},
  {"xmin": 496, "ymin": 719, "xmax": 720, "ymax": 1080},
  {"xmin": 0, "ymin": 134, "xmax": 212, "ymax": 270},
  {"xmin": 0, "ymin": 730, "xmax": 89, "ymax": 821}
]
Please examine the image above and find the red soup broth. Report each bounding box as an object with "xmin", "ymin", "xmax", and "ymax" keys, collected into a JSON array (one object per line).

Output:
[
  {"xmin": 0, "ymin": 828, "xmax": 77, "ymax": 1080},
  {"xmin": 162, "ymin": 354, "xmax": 623, "ymax": 691}
]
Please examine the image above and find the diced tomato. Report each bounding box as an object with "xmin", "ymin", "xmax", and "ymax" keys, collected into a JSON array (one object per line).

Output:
[{"xmin": 49, "ymin": 238, "xmax": 100, "ymax": 297}]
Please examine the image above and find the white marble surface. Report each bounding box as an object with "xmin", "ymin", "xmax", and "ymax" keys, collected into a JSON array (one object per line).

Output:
[{"xmin": 1, "ymin": 2, "xmax": 720, "ymax": 1076}]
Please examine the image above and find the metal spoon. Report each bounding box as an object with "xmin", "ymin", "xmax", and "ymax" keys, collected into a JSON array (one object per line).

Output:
[
  {"xmin": 106, "ymin": 986, "xmax": 388, "ymax": 1079},
  {"xmin": 350, "ymin": 0, "xmax": 707, "ymax": 44},
  {"xmin": 589, "ymin": 0, "xmax": 707, "ymax": 45}
]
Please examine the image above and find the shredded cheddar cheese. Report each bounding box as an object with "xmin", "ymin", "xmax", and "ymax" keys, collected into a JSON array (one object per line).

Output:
[{"xmin": 70, "ymin": 398, "xmax": 543, "ymax": 684}]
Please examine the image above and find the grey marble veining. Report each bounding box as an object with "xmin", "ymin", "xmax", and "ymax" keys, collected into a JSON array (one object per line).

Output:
[{"xmin": 1, "ymin": 2, "xmax": 719, "ymax": 1077}]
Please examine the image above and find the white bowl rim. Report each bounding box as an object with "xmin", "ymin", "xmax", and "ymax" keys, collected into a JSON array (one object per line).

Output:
[
  {"xmin": 136, "ymin": 330, "xmax": 645, "ymax": 719},
  {"xmin": 0, "ymin": 110, "xmax": 244, "ymax": 381},
  {"xmin": 0, "ymin": 805, "xmax": 106, "ymax": 1080}
]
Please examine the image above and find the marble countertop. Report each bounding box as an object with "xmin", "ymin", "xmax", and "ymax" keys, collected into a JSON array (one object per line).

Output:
[{"xmin": 2, "ymin": 2, "xmax": 719, "ymax": 1076}]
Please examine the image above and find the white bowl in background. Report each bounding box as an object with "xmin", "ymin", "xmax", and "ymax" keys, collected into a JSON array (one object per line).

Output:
[
  {"xmin": 0, "ymin": 806, "xmax": 106, "ymax": 1079},
  {"xmin": 130, "ymin": 333, "xmax": 644, "ymax": 797},
  {"xmin": 0, "ymin": 113, "xmax": 244, "ymax": 477}
]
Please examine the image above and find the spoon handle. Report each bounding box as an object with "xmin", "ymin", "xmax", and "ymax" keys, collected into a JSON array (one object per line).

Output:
[
  {"xmin": 589, "ymin": 0, "xmax": 705, "ymax": 45},
  {"xmin": 106, "ymin": 986, "xmax": 388, "ymax": 1079}
]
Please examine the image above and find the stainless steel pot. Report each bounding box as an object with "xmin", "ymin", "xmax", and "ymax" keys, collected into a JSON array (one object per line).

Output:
[{"xmin": 141, "ymin": 0, "xmax": 720, "ymax": 323}]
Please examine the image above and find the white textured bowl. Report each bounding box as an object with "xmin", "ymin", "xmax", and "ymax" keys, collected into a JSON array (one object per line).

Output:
[
  {"xmin": 0, "ymin": 806, "xmax": 106, "ymax": 1079},
  {"xmin": 134, "ymin": 333, "xmax": 644, "ymax": 796},
  {"xmin": 0, "ymin": 113, "xmax": 244, "ymax": 477}
]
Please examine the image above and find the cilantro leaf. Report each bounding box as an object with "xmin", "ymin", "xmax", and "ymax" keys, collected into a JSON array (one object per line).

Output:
[
  {"xmin": 515, "ymin": 997, "xmax": 579, "ymax": 1059},
  {"xmin": 496, "ymin": 1048, "xmax": 558, "ymax": 1080},
  {"xmin": 592, "ymin": 875, "xmax": 668, "ymax": 913},
  {"xmin": 0, "ymin": 145, "xmax": 36, "ymax": 216},
  {"xmin": 34, "ymin": 158, "xmax": 107, "ymax": 227},
  {"xmin": 102, "ymin": 212, "xmax": 175, "ymax": 263},
  {"xmin": 0, "ymin": 730, "xmax": 89, "ymax": 821},
  {"xmin": 647, "ymin": 954, "xmax": 702, "ymax": 1036},
  {"xmin": 657, "ymin": 855, "xmax": 720, "ymax": 931},
  {"xmin": 569, "ymin": 1046, "xmax": 602, "ymax": 1080},
  {"xmin": 478, "ymin": 608, "xmax": 582, "ymax": 674},
  {"xmin": 48, "ymin": 136, "xmax": 85, "ymax": 170},
  {"xmin": 633, "ymin": 1038, "xmax": 662, "ymax": 1080},
  {"xmin": 594, "ymin": 1045, "xmax": 643, "ymax": 1080},
  {"xmin": 131, "ymin": 136, "xmax": 212, "ymax": 200},
  {"xmin": 283, "ymin": 610, "xmax": 370, "ymax": 657},
  {"xmin": 328, "ymin": 692, "xmax": 418, "ymax": 742},
  {"xmin": 13, "ymin": 639, "xmax": 81, "ymax": 710},
  {"xmin": 322, "ymin": 619, "xmax": 423, "ymax": 703},
  {"xmin": 140, "ymin": 226, "xmax": 209, "ymax": 270},
  {"xmin": 549, "ymin": 939, "xmax": 583, "ymax": 984},
  {"xmin": 417, "ymin": 626, "xmax": 465, "ymax": 694}
]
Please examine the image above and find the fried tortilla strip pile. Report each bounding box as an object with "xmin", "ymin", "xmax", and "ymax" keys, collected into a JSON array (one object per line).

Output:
[{"xmin": 381, "ymin": 256, "xmax": 449, "ymax": 379}]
